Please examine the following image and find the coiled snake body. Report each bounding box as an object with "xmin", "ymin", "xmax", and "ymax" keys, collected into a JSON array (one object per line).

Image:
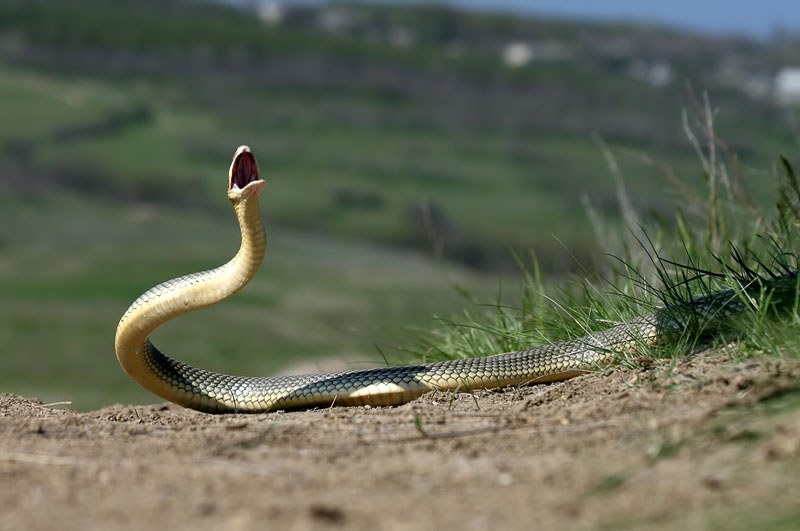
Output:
[{"xmin": 114, "ymin": 146, "xmax": 785, "ymax": 413}]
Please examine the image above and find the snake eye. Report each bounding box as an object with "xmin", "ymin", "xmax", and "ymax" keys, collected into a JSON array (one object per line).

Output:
[{"xmin": 229, "ymin": 146, "xmax": 260, "ymax": 190}]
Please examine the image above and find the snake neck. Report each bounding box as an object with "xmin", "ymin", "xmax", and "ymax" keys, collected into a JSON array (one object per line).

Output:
[
  {"xmin": 114, "ymin": 194, "xmax": 265, "ymax": 389},
  {"xmin": 227, "ymin": 194, "xmax": 267, "ymax": 291}
]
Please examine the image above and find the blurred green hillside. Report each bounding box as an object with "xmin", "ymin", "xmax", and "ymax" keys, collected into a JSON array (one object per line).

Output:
[{"xmin": 0, "ymin": 0, "xmax": 797, "ymax": 409}]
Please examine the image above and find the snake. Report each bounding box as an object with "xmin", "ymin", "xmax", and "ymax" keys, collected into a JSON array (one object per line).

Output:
[{"xmin": 114, "ymin": 145, "xmax": 794, "ymax": 413}]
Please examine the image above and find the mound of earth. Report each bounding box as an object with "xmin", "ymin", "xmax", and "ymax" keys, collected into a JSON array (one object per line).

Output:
[{"xmin": 2, "ymin": 352, "xmax": 799, "ymax": 530}]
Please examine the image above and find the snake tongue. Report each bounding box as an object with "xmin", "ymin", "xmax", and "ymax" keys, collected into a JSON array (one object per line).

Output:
[{"xmin": 229, "ymin": 145, "xmax": 260, "ymax": 190}]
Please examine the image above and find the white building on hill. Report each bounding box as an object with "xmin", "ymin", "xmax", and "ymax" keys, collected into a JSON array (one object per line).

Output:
[{"xmin": 775, "ymin": 67, "xmax": 800, "ymax": 105}]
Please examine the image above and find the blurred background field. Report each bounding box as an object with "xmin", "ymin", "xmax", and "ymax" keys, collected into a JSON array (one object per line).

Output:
[{"xmin": 0, "ymin": 0, "xmax": 798, "ymax": 409}]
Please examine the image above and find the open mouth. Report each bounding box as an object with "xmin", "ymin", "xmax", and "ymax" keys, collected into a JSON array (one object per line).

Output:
[{"xmin": 229, "ymin": 146, "xmax": 260, "ymax": 190}]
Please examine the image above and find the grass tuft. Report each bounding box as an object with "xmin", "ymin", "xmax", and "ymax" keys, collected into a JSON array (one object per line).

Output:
[{"xmin": 411, "ymin": 97, "xmax": 800, "ymax": 366}]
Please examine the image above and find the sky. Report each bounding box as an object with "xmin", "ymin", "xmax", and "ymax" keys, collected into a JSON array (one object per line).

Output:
[{"xmin": 449, "ymin": 0, "xmax": 800, "ymax": 39}]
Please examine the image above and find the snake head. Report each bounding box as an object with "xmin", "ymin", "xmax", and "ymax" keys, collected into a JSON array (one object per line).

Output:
[{"xmin": 228, "ymin": 145, "xmax": 265, "ymax": 202}]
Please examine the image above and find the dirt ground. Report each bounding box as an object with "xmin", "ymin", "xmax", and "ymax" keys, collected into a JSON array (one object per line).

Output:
[{"xmin": 2, "ymin": 352, "xmax": 800, "ymax": 531}]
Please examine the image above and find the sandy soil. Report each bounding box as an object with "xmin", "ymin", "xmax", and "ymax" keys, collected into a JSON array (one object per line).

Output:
[{"xmin": 2, "ymin": 352, "xmax": 800, "ymax": 531}]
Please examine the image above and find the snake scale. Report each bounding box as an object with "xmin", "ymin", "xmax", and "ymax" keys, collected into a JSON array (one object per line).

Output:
[{"xmin": 114, "ymin": 145, "xmax": 794, "ymax": 413}]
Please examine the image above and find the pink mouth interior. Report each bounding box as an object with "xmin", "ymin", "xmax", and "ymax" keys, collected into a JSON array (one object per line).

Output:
[{"xmin": 230, "ymin": 150, "xmax": 259, "ymax": 190}]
